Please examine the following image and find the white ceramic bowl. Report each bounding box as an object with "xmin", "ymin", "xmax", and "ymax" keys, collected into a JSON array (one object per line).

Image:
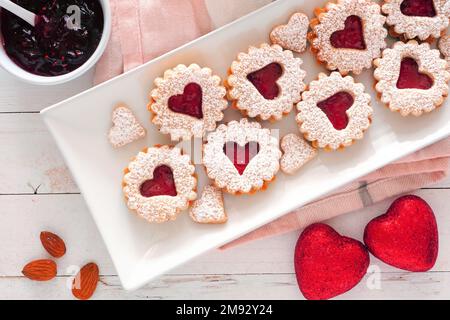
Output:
[{"xmin": 0, "ymin": 0, "xmax": 111, "ymax": 85}]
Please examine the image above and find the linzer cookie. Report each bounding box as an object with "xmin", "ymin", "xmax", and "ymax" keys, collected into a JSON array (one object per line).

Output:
[
  {"xmin": 108, "ymin": 104, "xmax": 146, "ymax": 148},
  {"xmin": 382, "ymin": 0, "xmax": 449, "ymax": 41},
  {"xmin": 296, "ymin": 72, "xmax": 373, "ymax": 150},
  {"xmin": 149, "ymin": 64, "xmax": 227, "ymax": 141},
  {"xmin": 270, "ymin": 12, "xmax": 309, "ymax": 53},
  {"xmin": 226, "ymin": 44, "xmax": 306, "ymax": 121},
  {"xmin": 280, "ymin": 134, "xmax": 318, "ymax": 175},
  {"xmin": 190, "ymin": 185, "xmax": 227, "ymax": 224},
  {"xmin": 374, "ymin": 40, "xmax": 449, "ymax": 116},
  {"xmin": 123, "ymin": 145, "xmax": 197, "ymax": 223},
  {"xmin": 203, "ymin": 119, "xmax": 282, "ymax": 194},
  {"xmin": 308, "ymin": 0, "xmax": 387, "ymax": 75}
]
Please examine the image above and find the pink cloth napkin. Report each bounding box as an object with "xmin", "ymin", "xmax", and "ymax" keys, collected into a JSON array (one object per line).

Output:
[{"xmin": 95, "ymin": 0, "xmax": 450, "ymax": 248}]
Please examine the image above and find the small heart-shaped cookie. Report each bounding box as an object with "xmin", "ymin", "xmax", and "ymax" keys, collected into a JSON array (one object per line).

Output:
[
  {"xmin": 438, "ymin": 35, "xmax": 450, "ymax": 66},
  {"xmin": 364, "ymin": 195, "xmax": 438, "ymax": 272},
  {"xmin": 109, "ymin": 104, "xmax": 146, "ymax": 148},
  {"xmin": 190, "ymin": 185, "xmax": 227, "ymax": 224},
  {"xmin": 280, "ymin": 134, "xmax": 317, "ymax": 175},
  {"xmin": 295, "ymin": 223, "xmax": 370, "ymax": 300},
  {"xmin": 270, "ymin": 12, "xmax": 309, "ymax": 53}
]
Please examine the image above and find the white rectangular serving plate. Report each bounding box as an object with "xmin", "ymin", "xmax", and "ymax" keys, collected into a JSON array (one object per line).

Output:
[{"xmin": 42, "ymin": 0, "xmax": 450, "ymax": 291}]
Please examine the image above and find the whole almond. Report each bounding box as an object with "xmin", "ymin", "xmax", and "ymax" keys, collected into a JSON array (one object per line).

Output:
[
  {"xmin": 72, "ymin": 263, "xmax": 99, "ymax": 300},
  {"xmin": 22, "ymin": 259, "xmax": 57, "ymax": 281},
  {"xmin": 40, "ymin": 231, "xmax": 66, "ymax": 258}
]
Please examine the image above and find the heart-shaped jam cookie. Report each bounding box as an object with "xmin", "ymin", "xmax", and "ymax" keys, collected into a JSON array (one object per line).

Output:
[
  {"xmin": 123, "ymin": 146, "xmax": 197, "ymax": 223},
  {"xmin": 203, "ymin": 119, "xmax": 281, "ymax": 194},
  {"xmin": 168, "ymin": 83, "xmax": 203, "ymax": 119},
  {"xmin": 150, "ymin": 64, "xmax": 227, "ymax": 141},
  {"xmin": 317, "ymin": 92, "xmax": 354, "ymax": 130},
  {"xmin": 227, "ymin": 44, "xmax": 306, "ymax": 121},
  {"xmin": 295, "ymin": 223, "xmax": 370, "ymax": 300},
  {"xmin": 297, "ymin": 72, "xmax": 372, "ymax": 150},
  {"xmin": 400, "ymin": 0, "xmax": 436, "ymax": 17},
  {"xmin": 374, "ymin": 41, "xmax": 449, "ymax": 116},
  {"xmin": 308, "ymin": 0, "xmax": 387, "ymax": 74},
  {"xmin": 330, "ymin": 15, "xmax": 366, "ymax": 50},
  {"xmin": 190, "ymin": 185, "xmax": 227, "ymax": 224},
  {"xmin": 223, "ymin": 141, "xmax": 260, "ymax": 175},
  {"xmin": 140, "ymin": 165, "xmax": 177, "ymax": 197},
  {"xmin": 382, "ymin": 0, "xmax": 448, "ymax": 40},
  {"xmin": 108, "ymin": 104, "xmax": 146, "ymax": 148},
  {"xmin": 270, "ymin": 12, "xmax": 309, "ymax": 53},
  {"xmin": 247, "ymin": 63, "xmax": 283, "ymax": 100},
  {"xmin": 364, "ymin": 195, "xmax": 438, "ymax": 272}
]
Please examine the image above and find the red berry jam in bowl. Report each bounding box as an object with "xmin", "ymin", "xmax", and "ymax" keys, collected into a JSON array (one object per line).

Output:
[{"xmin": 1, "ymin": 0, "xmax": 104, "ymax": 77}]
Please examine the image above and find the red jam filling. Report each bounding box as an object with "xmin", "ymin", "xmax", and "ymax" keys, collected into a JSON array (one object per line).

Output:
[
  {"xmin": 223, "ymin": 142, "xmax": 260, "ymax": 175},
  {"xmin": 140, "ymin": 165, "xmax": 177, "ymax": 198},
  {"xmin": 330, "ymin": 15, "xmax": 366, "ymax": 50},
  {"xmin": 1, "ymin": 0, "xmax": 104, "ymax": 76},
  {"xmin": 247, "ymin": 63, "xmax": 283, "ymax": 100},
  {"xmin": 317, "ymin": 92, "xmax": 354, "ymax": 130},
  {"xmin": 168, "ymin": 83, "xmax": 203, "ymax": 119},
  {"xmin": 396, "ymin": 58, "xmax": 433, "ymax": 90},
  {"xmin": 400, "ymin": 0, "xmax": 437, "ymax": 17}
]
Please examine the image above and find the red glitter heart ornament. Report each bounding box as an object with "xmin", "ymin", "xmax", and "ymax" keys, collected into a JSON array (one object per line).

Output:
[
  {"xmin": 140, "ymin": 165, "xmax": 177, "ymax": 197},
  {"xmin": 294, "ymin": 223, "xmax": 370, "ymax": 300},
  {"xmin": 168, "ymin": 83, "xmax": 203, "ymax": 119},
  {"xmin": 223, "ymin": 141, "xmax": 260, "ymax": 175},
  {"xmin": 396, "ymin": 58, "xmax": 433, "ymax": 90},
  {"xmin": 364, "ymin": 195, "xmax": 438, "ymax": 272},
  {"xmin": 330, "ymin": 15, "xmax": 366, "ymax": 50},
  {"xmin": 400, "ymin": 0, "xmax": 437, "ymax": 17},
  {"xmin": 247, "ymin": 63, "xmax": 283, "ymax": 100},
  {"xmin": 317, "ymin": 91, "xmax": 354, "ymax": 130}
]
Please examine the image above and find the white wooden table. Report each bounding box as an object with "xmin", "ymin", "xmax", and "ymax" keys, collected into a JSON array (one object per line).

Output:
[{"xmin": 1, "ymin": 66, "xmax": 449, "ymax": 300}]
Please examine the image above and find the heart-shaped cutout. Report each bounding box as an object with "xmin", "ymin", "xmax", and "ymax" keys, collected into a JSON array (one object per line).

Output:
[
  {"xmin": 247, "ymin": 63, "xmax": 283, "ymax": 100},
  {"xmin": 317, "ymin": 91, "xmax": 354, "ymax": 130},
  {"xmin": 295, "ymin": 223, "xmax": 370, "ymax": 300},
  {"xmin": 400, "ymin": 0, "xmax": 436, "ymax": 17},
  {"xmin": 270, "ymin": 12, "xmax": 309, "ymax": 53},
  {"xmin": 223, "ymin": 141, "xmax": 260, "ymax": 175},
  {"xmin": 168, "ymin": 83, "xmax": 203, "ymax": 119},
  {"xmin": 330, "ymin": 15, "xmax": 366, "ymax": 50},
  {"xmin": 364, "ymin": 195, "xmax": 438, "ymax": 272},
  {"xmin": 108, "ymin": 105, "xmax": 146, "ymax": 148},
  {"xmin": 396, "ymin": 58, "xmax": 433, "ymax": 89},
  {"xmin": 140, "ymin": 165, "xmax": 177, "ymax": 197}
]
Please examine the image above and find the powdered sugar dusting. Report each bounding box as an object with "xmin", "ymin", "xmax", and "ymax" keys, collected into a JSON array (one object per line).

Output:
[
  {"xmin": 108, "ymin": 104, "xmax": 146, "ymax": 148},
  {"xmin": 382, "ymin": 0, "xmax": 449, "ymax": 40},
  {"xmin": 190, "ymin": 185, "xmax": 227, "ymax": 224},
  {"xmin": 227, "ymin": 43, "xmax": 306, "ymax": 121},
  {"xmin": 296, "ymin": 72, "xmax": 373, "ymax": 150},
  {"xmin": 150, "ymin": 64, "xmax": 227, "ymax": 141},
  {"xmin": 203, "ymin": 118, "xmax": 282, "ymax": 194},
  {"xmin": 310, "ymin": 0, "xmax": 387, "ymax": 74},
  {"xmin": 270, "ymin": 12, "xmax": 309, "ymax": 53},
  {"xmin": 280, "ymin": 134, "xmax": 318, "ymax": 175},
  {"xmin": 123, "ymin": 146, "xmax": 197, "ymax": 223},
  {"xmin": 374, "ymin": 41, "xmax": 450, "ymax": 116}
]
